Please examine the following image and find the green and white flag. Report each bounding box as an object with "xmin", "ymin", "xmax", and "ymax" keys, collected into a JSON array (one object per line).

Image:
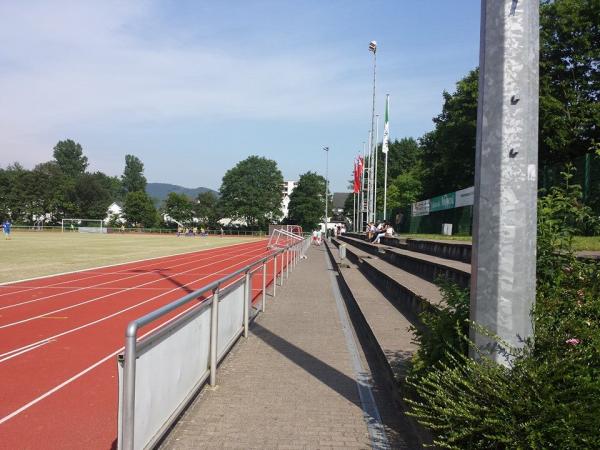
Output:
[{"xmin": 382, "ymin": 94, "xmax": 390, "ymax": 154}]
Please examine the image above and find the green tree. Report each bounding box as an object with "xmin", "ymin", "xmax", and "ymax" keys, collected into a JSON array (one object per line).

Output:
[
  {"xmin": 52, "ymin": 139, "xmax": 88, "ymax": 177},
  {"xmin": 71, "ymin": 172, "xmax": 113, "ymax": 219},
  {"xmin": 377, "ymin": 138, "xmax": 422, "ymax": 183},
  {"xmin": 385, "ymin": 169, "xmax": 423, "ymax": 211},
  {"xmin": 419, "ymin": 69, "xmax": 479, "ymax": 198},
  {"xmin": 123, "ymin": 191, "xmax": 157, "ymax": 227},
  {"xmin": 540, "ymin": 0, "xmax": 600, "ymax": 162},
  {"xmin": 194, "ymin": 191, "xmax": 220, "ymax": 227},
  {"xmin": 219, "ymin": 155, "xmax": 284, "ymax": 228},
  {"xmin": 164, "ymin": 192, "xmax": 193, "ymax": 225},
  {"xmin": 121, "ymin": 154, "xmax": 147, "ymax": 193},
  {"xmin": 30, "ymin": 162, "xmax": 74, "ymax": 222},
  {"xmin": 287, "ymin": 171, "xmax": 327, "ymax": 231}
]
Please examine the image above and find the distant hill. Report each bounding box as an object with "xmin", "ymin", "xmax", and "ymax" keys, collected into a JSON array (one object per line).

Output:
[{"xmin": 146, "ymin": 183, "xmax": 218, "ymax": 205}]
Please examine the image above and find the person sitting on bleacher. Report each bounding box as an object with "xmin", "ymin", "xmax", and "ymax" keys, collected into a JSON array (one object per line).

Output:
[{"xmin": 373, "ymin": 222, "xmax": 391, "ymax": 244}]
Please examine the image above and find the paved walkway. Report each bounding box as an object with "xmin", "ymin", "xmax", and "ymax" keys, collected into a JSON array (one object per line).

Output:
[{"xmin": 160, "ymin": 245, "xmax": 391, "ymax": 449}]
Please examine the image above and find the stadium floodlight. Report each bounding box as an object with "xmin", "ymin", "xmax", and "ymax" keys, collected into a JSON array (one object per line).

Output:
[
  {"xmin": 323, "ymin": 146, "xmax": 329, "ymax": 239},
  {"xmin": 369, "ymin": 40, "xmax": 377, "ymax": 53}
]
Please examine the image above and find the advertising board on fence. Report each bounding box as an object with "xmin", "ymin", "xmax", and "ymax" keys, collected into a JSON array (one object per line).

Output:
[
  {"xmin": 411, "ymin": 199, "xmax": 430, "ymax": 216},
  {"xmin": 455, "ymin": 186, "xmax": 475, "ymax": 207},
  {"xmin": 430, "ymin": 193, "xmax": 456, "ymax": 212}
]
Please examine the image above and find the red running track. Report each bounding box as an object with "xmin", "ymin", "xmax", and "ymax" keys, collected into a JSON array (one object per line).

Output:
[{"xmin": 0, "ymin": 239, "xmax": 287, "ymax": 450}]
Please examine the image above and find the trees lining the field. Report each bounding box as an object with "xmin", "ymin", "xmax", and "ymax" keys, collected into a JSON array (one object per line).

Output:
[
  {"xmin": 123, "ymin": 191, "xmax": 157, "ymax": 228},
  {"xmin": 164, "ymin": 192, "xmax": 194, "ymax": 225},
  {"xmin": 0, "ymin": 140, "xmax": 131, "ymax": 224},
  {"xmin": 122, "ymin": 154, "xmax": 147, "ymax": 194},
  {"xmin": 219, "ymin": 155, "xmax": 284, "ymax": 228},
  {"xmin": 287, "ymin": 171, "xmax": 327, "ymax": 231},
  {"xmin": 52, "ymin": 139, "xmax": 89, "ymax": 178},
  {"xmin": 194, "ymin": 191, "xmax": 220, "ymax": 227}
]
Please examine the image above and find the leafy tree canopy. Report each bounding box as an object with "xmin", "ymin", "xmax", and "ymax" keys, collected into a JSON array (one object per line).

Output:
[
  {"xmin": 540, "ymin": 0, "xmax": 600, "ymax": 162},
  {"xmin": 122, "ymin": 154, "xmax": 147, "ymax": 194},
  {"xmin": 52, "ymin": 139, "xmax": 88, "ymax": 178},
  {"xmin": 123, "ymin": 191, "xmax": 157, "ymax": 228},
  {"xmin": 219, "ymin": 155, "xmax": 284, "ymax": 228},
  {"xmin": 419, "ymin": 69, "xmax": 479, "ymax": 199},
  {"xmin": 194, "ymin": 191, "xmax": 220, "ymax": 227},
  {"xmin": 164, "ymin": 192, "xmax": 193, "ymax": 225},
  {"xmin": 287, "ymin": 171, "xmax": 326, "ymax": 231},
  {"xmin": 71, "ymin": 172, "xmax": 113, "ymax": 219}
]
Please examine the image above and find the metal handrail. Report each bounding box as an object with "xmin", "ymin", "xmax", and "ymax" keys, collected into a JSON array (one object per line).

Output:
[{"xmin": 120, "ymin": 238, "xmax": 309, "ymax": 450}]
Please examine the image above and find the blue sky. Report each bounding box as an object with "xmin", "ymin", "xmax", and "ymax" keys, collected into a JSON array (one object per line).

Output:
[{"xmin": 0, "ymin": 0, "xmax": 480, "ymax": 192}]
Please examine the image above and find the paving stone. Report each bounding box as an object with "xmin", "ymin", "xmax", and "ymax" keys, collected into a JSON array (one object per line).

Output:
[{"xmin": 160, "ymin": 246, "xmax": 372, "ymax": 449}]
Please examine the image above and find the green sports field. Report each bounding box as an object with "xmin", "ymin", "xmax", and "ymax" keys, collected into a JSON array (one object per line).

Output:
[{"xmin": 1, "ymin": 231, "xmax": 261, "ymax": 284}]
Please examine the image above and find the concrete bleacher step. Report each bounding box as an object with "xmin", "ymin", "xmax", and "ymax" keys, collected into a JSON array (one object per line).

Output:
[
  {"xmin": 325, "ymin": 241, "xmax": 431, "ymax": 447},
  {"xmin": 338, "ymin": 234, "xmax": 471, "ymax": 289},
  {"xmin": 332, "ymin": 237, "xmax": 444, "ymax": 317}
]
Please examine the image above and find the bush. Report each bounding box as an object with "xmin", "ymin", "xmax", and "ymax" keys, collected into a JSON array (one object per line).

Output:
[{"xmin": 406, "ymin": 167, "xmax": 600, "ymax": 449}]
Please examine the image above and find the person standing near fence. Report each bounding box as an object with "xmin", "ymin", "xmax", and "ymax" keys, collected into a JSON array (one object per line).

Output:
[{"xmin": 3, "ymin": 219, "xmax": 11, "ymax": 240}]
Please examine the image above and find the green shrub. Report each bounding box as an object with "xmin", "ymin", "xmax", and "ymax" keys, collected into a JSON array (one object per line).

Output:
[{"xmin": 406, "ymin": 165, "xmax": 600, "ymax": 449}]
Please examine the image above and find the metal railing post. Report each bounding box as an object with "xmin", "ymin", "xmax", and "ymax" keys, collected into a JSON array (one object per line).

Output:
[
  {"xmin": 273, "ymin": 255, "xmax": 277, "ymax": 297},
  {"xmin": 209, "ymin": 288, "xmax": 219, "ymax": 387},
  {"xmin": 279, "ymin": 252, "xmax": 284, "ymax": 286},
  {"xmin": 122, "ymin": 324, "xmax": 139, "ymax": 450},
  {"xmin": 286, "ymin": 247, "xmax": 290, "ymax": 280},
  {"xmin": 262, "ymin": 262, "xmax": 267, "ymax": 312},
  {"xmin": 243, "ymin": 271, "xmax": 250, "ymax": 338}
]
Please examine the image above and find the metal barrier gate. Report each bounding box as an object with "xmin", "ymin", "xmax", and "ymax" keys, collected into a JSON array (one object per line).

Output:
[{"xmin": 117, "ymin": 237, "xmax": 311, "ymax": 450}]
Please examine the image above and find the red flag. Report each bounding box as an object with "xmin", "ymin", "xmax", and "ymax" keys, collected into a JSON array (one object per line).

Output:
[
  {"xmin": 354, "ymin": 156, "xmax": 363, "ymax": 193},
  {"xmin": 353, "ymin": 160, "xmax": 359, "ymax": 193}
]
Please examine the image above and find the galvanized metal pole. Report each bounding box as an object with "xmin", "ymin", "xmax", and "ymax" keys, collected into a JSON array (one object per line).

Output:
[
  {"xmin": 209, "ymin": 289, "xmax": 219, "ymax": 386},
  {"xmin": 262, "ymin": 262, "xmax": 267, "ymax": 312},
  {"xmin": 368, "ymin": 41, "xmax": 377, "ymax": 225},
  {"xmin": 324, "ymin": 146, "xmax": 329, "ymax": 239},
  {"xmin": 243, "ymin": 271, "xmax": 250, "ymax": 338},
  {"xmin": 272, "ymin": 255, "xmax": 277, "ymax": 297},
  {"xmin": 122, "ymin": 324, "xmax": 138, "ymax": 450},
  {"xmin": 471, "ymin": 0, "xmax": 539, "ymax": 365}
]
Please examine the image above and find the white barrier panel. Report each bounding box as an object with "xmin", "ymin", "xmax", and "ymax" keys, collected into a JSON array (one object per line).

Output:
[
  {"xmin": 217, "ymin": 283, "xmax": 245, "ymax": 357},
  {"xmin": 118, "ymin": 238, "xmax": 310, "ymax": 450},
  {"xmin": 118, "ymin": 279, "xmax": 247, "ymax": 450}
]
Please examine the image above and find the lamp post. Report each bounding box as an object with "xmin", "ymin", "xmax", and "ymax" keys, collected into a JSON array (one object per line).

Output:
[
  {"xmin": 323, "ymin": 146, "xmax": 329, "ymax": 239},
  {"xmin": 368, "ymin": 40, "xmax": 377, "ymax": 224}
]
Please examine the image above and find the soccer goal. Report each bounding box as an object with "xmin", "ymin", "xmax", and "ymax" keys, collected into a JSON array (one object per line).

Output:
[
  {"xmin": 61, "ymin": 218, "xmax": 106, "ymax": 234},
  {"xmin": 267, "ymin": 226, "xmax": 304, "ymax": 249}
]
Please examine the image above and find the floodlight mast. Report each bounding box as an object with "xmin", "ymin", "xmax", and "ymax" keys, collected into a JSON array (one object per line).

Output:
[
  {"xmin": 368, "ymin": 40, "xmax": 377, "ymax": 224},
  {"xmin": 323, "ymin": 146, "xmax": 329, "ymax": 239}
]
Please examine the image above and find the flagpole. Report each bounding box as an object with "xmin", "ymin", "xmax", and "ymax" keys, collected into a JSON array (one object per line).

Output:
[
  {"xmin": 367, "ymin": 130, "xmax": 372, "ymax": 225},
  {"xmin": 374, "ymin": 114, "xmax": 379, "ymax": 222},
  {"xmin": 383, "ymin": 94, "xmax": 390, "ymax": 220},
  {"xmin": 360, "ymin": 141, "xmax": 368, "ymax": 230},
  {"xmin": 383, "ymin": 151, "xmax": 388, "ymax": 221},
  {"xmin": 353, "ymin": 192, "xmax": 356, "ymax": 232}
]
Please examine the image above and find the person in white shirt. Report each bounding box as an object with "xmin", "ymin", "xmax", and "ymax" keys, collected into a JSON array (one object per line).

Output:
[{"xmin": 373, "ymin": 222, "xmax": 392, "ymax": 244}]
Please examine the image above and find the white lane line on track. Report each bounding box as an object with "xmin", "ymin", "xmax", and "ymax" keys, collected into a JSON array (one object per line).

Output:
[
  {"xmin": 0, "ymin": 247, "xmax": 273, "ymax": 358},
  {"xmin": 0, "ymin": 244, "xmax": 268, "ymax": 330},
  {"xmin": 0, "ymin": 296, "xmax": 203, "ymax": 426},
  {"xmin": 0, "ymin": 239, "xmax": 263, "ymax": 297},
  {"xmin": 0, "ymin": 340, "xmax": 55, "ymax": 363},
  {"xmin": 0, "ymin": 241, "xmax": 265, "ymax": 312}
]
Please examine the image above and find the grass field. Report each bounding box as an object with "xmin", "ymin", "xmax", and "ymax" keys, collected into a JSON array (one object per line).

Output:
[
  {"xmin": 1, "ymin": 231, "xmax": 261, "ymax": 284},
  {"xmin": 398, "ymin": 233, "xmax": 600, "ymax": 251}
]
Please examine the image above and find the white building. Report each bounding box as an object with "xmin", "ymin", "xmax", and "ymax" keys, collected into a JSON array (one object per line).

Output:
[
  {"xmin": 281, "ymin": 180, "xmax": 298, "ymax": 218},
  {"xmin": 105, "ymin": 202, "xmax": 125, "ymax": 225}
]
